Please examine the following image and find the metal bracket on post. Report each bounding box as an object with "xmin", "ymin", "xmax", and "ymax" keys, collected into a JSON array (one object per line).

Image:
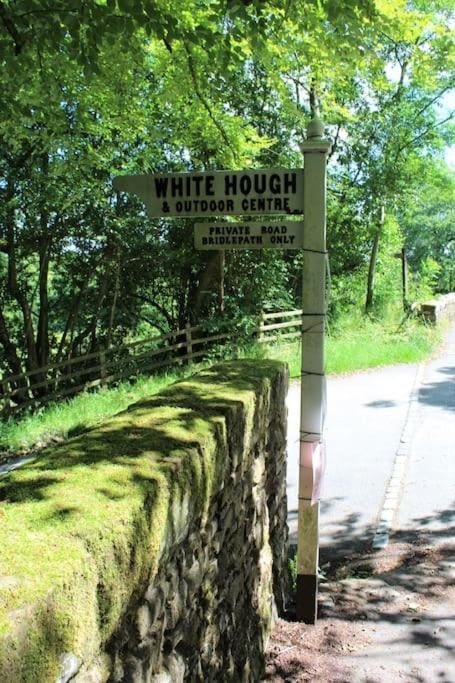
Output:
[{"xmin": 297, "ymin": 119, "xmax": 332, "ymax": 624}]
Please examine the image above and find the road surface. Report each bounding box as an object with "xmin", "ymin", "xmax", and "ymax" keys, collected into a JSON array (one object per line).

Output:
[{"xmin": 286, "ymin": 323, "xmax": 455, "ymax": 551}]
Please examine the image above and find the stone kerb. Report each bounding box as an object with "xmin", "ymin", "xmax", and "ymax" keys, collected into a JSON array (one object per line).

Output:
[{"xmin": 0, "ymin": 360, "xmax": 289, "ymax": 682}]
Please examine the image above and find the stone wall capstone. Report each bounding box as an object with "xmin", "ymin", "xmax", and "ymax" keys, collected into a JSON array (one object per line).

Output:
[
  {"xmin": 0, "ymin": 360, "xmax": 289, "ymax": 682},
  {"xmin": 419, "ymin": 293, "xmax": 455, "ymax": 324}
]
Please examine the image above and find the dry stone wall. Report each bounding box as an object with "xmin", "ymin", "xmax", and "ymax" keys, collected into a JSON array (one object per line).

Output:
[
  {"xmin": 106, "ymin": 362, "xmax": 289, "ymax": 683},
  {"xmin": 0, "ymin": 360, "xmax": 289, "ymax": 683}
]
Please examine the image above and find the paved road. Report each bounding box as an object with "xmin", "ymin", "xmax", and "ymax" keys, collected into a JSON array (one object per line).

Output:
[
  {"xmin": 286, "ymin": 323, "xmax": 455, "ymax": 551},
  {"xmin": 397, "ymin": 325, "xmax": 455, "ymax": 540}
]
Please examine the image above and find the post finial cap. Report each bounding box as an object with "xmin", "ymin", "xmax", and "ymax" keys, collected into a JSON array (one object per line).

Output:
[{"xmin": 307, "ymin": 118, "xmax": 325, "ymax": 139}]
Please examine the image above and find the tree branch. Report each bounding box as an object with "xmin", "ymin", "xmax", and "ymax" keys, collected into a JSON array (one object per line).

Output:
[
  {"xmin": 413, "ymin": 86, "xmax": 453, "ymax": 121},
  {"xmin": 129, "ymin": 292, "xmax": 175, "ymax": 329},
  {"xmin": 163, "ymin": 37, "xmax": 173, "ymax": 53},
  {"xmin": 398, "ymin": 113, "xmax": 454, "ymax": 155},
  {"xmin": 184, "ymin": 43, "xmax": 238, "ymax": 159},
  {"xmin": 0, "ymin": 2, "xmax": 23, "ymax": 54},
  {"xmin": 328, "ymin": 123, "xmax": 342, "ymax": 161}
]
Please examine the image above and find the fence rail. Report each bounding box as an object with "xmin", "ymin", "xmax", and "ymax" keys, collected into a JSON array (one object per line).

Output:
[{"xmin": 0, "ymin": 310, "xmax": 303, "ymax": 418}]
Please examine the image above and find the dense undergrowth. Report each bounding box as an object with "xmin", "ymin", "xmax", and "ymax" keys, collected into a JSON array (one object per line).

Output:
[{"xmin": 0, "ymin": 310, "xmax": 442, "ymax": 456}]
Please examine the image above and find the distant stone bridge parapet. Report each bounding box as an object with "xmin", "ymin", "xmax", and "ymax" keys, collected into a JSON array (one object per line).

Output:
[{"xmin": 419, "ymin": 293, "xmax": 455, "ymax": 325}]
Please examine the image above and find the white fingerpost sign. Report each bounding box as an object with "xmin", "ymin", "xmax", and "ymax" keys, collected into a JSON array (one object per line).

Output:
[
  {"xmin": 297, "ymin": 119, "xmax": 331, "ymax": 624},
  {"xmin": 113, "ymin": 169, "xmax": 304, "ymax": 217},
  {"xmin": 194, "ymin": 220, "xmax": 304, "ymax": 250},
  {"xmin": 114, "ymin": 120, "xmax": 330, "ymax": 626}
]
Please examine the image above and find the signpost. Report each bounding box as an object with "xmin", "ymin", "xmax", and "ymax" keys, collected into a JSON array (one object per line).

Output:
[
  {"xmin": 114, "ymin": 119, "xmax": 330, "ymax": 625},
  {"xmin": 298, "ymin": 120, "xmax": 331, "ymax": 623}
]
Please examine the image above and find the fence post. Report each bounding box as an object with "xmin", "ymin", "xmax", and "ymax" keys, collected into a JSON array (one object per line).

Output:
[
  {"xmin": 100, "ymin": 351, "xmax": 107, "ymax": 386},
  {"xmin": 258, "ymin": 310, "xmax": 265, "ymax": 342},
  {"xmin": 185, "ymin": 323, "xmax": 193, "ymax": 366}
]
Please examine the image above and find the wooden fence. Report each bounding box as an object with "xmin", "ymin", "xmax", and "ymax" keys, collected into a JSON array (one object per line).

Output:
[{"xmin": 0, "ymin": 310, "xmax": 303, "ymax": 418}]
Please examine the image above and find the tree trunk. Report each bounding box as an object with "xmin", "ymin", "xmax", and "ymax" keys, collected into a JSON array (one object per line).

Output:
[
  {"xmin": 36, "ymin": 238, "xmax": 50, "ymax": 367},
  {"xmin": 309, "ymin": 78, "xmax": 318, "ymax": 118},
  {"xmin": 35, "ymin": 154, "xmax": 51, "ymax": 367},
  {"xmin": 401, "ymin": 247, "xmax": 408, "ymax": 311},
  {"xmin": 5, "ymin": 179, "xmax": 39, "ymax": 371},
  {"xmin": 55, "ymin": 279, "xmax": 87, "ymax": 364},
  {"xmin": 0, "ymin": 305, "xmax": 30, "ymax": 405},
  {"xmin": 365, "ymin": 203, "xmax": 385, "ymax": 312},
  {"xmin": 0, "ymin": 305, "xmax": 23, "ymax": 377},
  {"xmin": 106, "ymin": 250, "xmax": 121, "ymax": 349}
]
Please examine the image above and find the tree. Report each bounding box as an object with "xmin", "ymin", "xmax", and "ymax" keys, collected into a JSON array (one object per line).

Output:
[
  {"xmin": 322, "ymin": 1, "xmax": 454, "ymax": 312},
  {"xmin": 1, "ymin": 0, "xmax": 453, "ymax": 385},
  {"xmin": 399, "ymin": 159, "xmax": 455, "ymax": 294},
  {"xmin": 0, "ymin": 1, "xmax": 275, "ymax": 378}
]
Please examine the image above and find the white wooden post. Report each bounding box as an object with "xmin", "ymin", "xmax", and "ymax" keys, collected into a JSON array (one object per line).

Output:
[{"xmin": 297, "ymin": 119, "xmax": 331, "ymax": 623}]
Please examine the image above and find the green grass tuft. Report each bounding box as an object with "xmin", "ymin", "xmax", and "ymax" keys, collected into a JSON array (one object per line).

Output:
[
  {"xmin": 0, "ymin": 371, "xmax": 185, "ymax": 455},
  {"xmin": 260, "ymin": 314, "xmax": 442, "ymax": 378}
]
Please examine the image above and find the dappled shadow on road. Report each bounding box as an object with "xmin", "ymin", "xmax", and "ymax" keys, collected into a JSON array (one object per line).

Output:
[
  {"xmin": 319, "ymin": 506, "xmax": 455, "ymax": 655},
  {"xmin": 437, "ymin": 366, "xmax": 455, "ymax": 376},
  {"xmin": 394, "ymin": 503, "xmax": 455, "ymax": 544},
  {"xmin": 319, "ymin": 507, "xmax": 374, "ymax": 561},
  {"xmin": 288, "ymin": 496, "xmax": 374, "ymax": 561},
  {"xmin": 288, "ymin": 499, "xmax": 375, "ymax": 563},
  {"xmin": 418, "ymin": 365, "xmax": 455, "ymax": 412},
  {"xmin": 267, "ymin": 506, "xmax": 455, "ymax": 682},
  {"xmin": 364, "ymin": 399, "xmax": 398, "ymax": 409},
  {"xmin": 319, "ymin": 503, "xmax": 454, "ymax": 597}
]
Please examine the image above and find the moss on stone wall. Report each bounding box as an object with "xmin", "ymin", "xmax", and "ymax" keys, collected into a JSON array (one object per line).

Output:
[{"xmin": 0, "ymin": 360, "xmax": 285, "ymax": 682}]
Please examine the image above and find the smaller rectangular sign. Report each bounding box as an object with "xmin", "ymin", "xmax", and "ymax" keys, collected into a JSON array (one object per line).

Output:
[{"xmin": 194, "ymin": 220, "xmax": 304, "ymax": 250}]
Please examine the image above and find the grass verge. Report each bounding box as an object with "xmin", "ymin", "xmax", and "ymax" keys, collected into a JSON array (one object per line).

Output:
[
  {"xmin": 263, "ymin": 314, "xmax": 443, "ymax": 378},
  {"xmin": 0, "ymin": 370, "xmax": 187, "ymax": 456}
]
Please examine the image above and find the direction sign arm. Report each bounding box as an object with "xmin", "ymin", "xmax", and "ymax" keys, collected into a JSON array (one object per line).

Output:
[{"xmin": 113, "ymin": 175, "xmax": 151, "ymax": 205}]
